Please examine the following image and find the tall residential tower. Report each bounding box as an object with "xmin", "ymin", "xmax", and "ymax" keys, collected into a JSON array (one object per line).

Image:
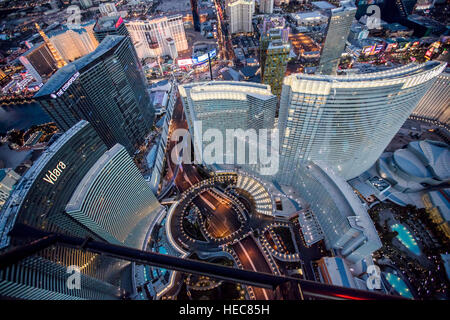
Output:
[
  {"xmin": 318, "ymin": 0, "xmax": 356, "ymax": 75},
  {"xmin": 260, "ymin": 0, "xmax": 274, "ymax": 14},
  {"xmin": 126, "ymin": 15, "xmax": 188, "ymax": 60},
  {"xmin": 260, "ymin": 28, "xmax": 290, "ymax": 98},
  {"xmin": 229, "ymin": 0, "xmax": 255, "ymax": 34}
]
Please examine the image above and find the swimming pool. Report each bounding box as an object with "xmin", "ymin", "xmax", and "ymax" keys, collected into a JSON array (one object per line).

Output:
[
  {"xmin": 384, "ymin": 272, "xmax": 414, "ymax": 299},
  {"xmin": 158, "ymin": 246, "xmax": 168, "ymax": 255},
  {"xmin": 154, "ymin": 245, "xmax": 168, "ymax": 273},
  {"xmin": 391, "ymin": 223, "xmax": 421, "ymax": 256}
]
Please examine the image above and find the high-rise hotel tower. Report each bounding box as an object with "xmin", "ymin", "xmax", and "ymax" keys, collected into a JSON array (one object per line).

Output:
[
  {"xmin": 318, "ymin": 0, "xmax": 356, "ymax": 75},
  {"xmin": 66, "ymin": 143, "xmax": 162, "ymax": 249},
  {"xmin": 410, "ymin": 71, "xmax": 450, "ymax": 127},
  {"xmin": 0, "ymin": 121, "xmax": 122, "ymax": 299},
  {"xmin": 229, "ymin": 0, "xmax": 255, "ymax": 34},
  {"xmin": 126, "ymin": 15, "xmax": 188, "ymax": 60},
  {"xmin": 278, "ymin": 61, "xmax": 447, "ymax": 180},
  {"xmin": 34, "ymin": 35, "xmax": 154, "ymax": 155},
  {"xmin": 179, "ymin": 81, "xmax": 277, "ymax": 167},
  {"xmin": 0, "ymin": 121, "xmax": 163, "ymax": 299}
]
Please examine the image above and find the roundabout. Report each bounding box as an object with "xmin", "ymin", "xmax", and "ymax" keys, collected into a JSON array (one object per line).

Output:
[{"xmin": 166, "ymin": 171, "xmax": 275, "ymax": 253}]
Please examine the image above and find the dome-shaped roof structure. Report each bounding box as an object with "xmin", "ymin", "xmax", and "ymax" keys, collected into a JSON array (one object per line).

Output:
[
  {"xmin": 393, "ymin": 148, "xmax": 433, "ymax": 178},
  {"xmin": 418, "ymin": 140, "xmax": 450, "ymax": 180}
]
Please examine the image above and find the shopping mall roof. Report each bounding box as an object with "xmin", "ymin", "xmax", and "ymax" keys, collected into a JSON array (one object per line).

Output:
[
  {"xmin": 409, "ymin": 140, "xmax": 450, "ymax": 180},
  {"xmin": 393, "ymin": 148, "xmax": 433, "ymax": 179},
  {"xmin": 312, "ymin": 1, "xmax": 336, "ymax": 10}
]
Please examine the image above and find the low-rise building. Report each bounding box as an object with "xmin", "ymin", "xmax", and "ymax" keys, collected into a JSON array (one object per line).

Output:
[
  {"xmin": 0, "ymin": 168, "xmax": 20, "ymax": 209},
  {"xmin": 422, "ymin": 189, "xmax": 450, "ymax": 240},
  {"xmin": 290, "ymin": 11, "xmax": 328, "ymax": 27}
]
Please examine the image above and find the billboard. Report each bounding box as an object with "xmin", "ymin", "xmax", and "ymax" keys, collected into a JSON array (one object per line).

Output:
[
  {"xmin": 115, "ymin": 17, "xmax": 124, "ymax": 29},
  {"xmin": 374, "ymin": 44, "xmax": 384, "ymax": 54},
  {"xmin": 424, "ymin": 48, "xmax": 434, "ymax": 60},
  {"xmin": 192, "ymin": 49, "xmax": 217, "ymax": 65},
  {"xmin": 385, "ymin": 43, "xmax": 395, "ymax": 52},
  {"xmin": 177, "ymin": 58, "xmax": 194, "ymax": 67},
  {"xmin": 195, "ymin": 53, "xmax": 209, "ymax": 64},
  {"xmin": 362, "ymin": 45, "xmax": 375, "ymax": 55}
]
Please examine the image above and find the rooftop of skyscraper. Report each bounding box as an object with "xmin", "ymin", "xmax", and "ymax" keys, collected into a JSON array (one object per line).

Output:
[
  {"xmin": 285, "ymin": 61, "xmax": 446, "ymax": 84},
  {"xmin": 34, "ymin": 35, "xmax": 125, "ymax": 98},
  {"xmin": 268, "ymin": 39, "xmax": 290, "ymax": 50},
  {"xmin": 312, "ymin": 1, "xmax": 336, "ymax": 11},
  {"xmin": 46, "ymin": 21, "xmax": 96, "ymax": 37},
  {"xmin": 331, "ymin": 0, "xmax": 356, "ymax": 13},
  {"xmin": 94, "ymin": 15, "xmax": 123, "ymax": 32},
  {"xmin": 180, "ymin": 81, "xmax": 275, "ymax": 101}
]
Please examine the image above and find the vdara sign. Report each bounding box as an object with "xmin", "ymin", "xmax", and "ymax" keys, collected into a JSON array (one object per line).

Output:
[{"xmin": 43, "ymin": 161, "xmax": 67, "ymax": 185}]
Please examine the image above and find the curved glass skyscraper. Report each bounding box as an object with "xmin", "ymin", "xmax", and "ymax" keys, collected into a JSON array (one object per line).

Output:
[
  {"xmin": 0, "ymin": 122, "xmax": 162, "ymax": 299},
  {"xmin": 278, "ymin": 61, "xmax": 447, "ymax": 180},
  {"xmin": 0, "ymin": 121, "xmax": 122, "ymax": 299},
  {"xmin": 66, "ymin": 144, "xmax": 162, "ymax": 249}
]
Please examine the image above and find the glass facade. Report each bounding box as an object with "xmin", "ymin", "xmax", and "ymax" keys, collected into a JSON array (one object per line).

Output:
[
  {"xmin": 318, "ymin": 1, "xmax": 356, "ymax": 75},
  {"xmin": 66, "ymin": 144, "xmax": 163, "ymax": 250},
  {"xmin": 179, "ymin": 81, "xmax": 277, "ymax": 165},
  {"xmin": 274, "ymin": 161, "xmax": 381, "ymax": 263},
  {"xmin": 35, "ymin": 35, "xmax": 154, "ymax": 155},
  {"xmin": 0, "ymin": 121, "xmax": 125, "ymax": 299},
  {"xmin": 411, "ymin": 72, "xmax": 450, "ymax": 126}
]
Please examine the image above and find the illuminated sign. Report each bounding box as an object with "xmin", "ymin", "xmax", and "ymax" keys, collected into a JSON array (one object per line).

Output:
[
  {"xmin": 425, "ymin": 48, "xmax": 434, "ymax": 59},
  {"xmin": 115, "ymin": 17, "xmax": 124, "ymax": 29},
  {"xmin": 192, "ymin": 49, "xmax": 217, "ymax": 65},
  {"xmin": 177, "ymin": 58, "xmax": 194, "ymax": 67},
  {"xmin": 196, "ymin": 53, "xmax": 209, "ymax": 63},
  {"xmin": 385, "ymin": 43, "xmax": 395, "ymax": 52},
  {"xmin": 362, "ymin": 45, "xmax": 374, "ymax": 54},
  {"xmin": 55, "ymin": 71, "xmax": 80, "ymax": 97},
  {"xmin": 43, "ymin": 161, "xmax": 67, "ymax": 185},
  {"xmin": 431, "ymin": 41, "xmax": 441, "ymax": 49},
  {"xmin": 374, "ymin": 44, "xmax": 384, "ymax": 53}
]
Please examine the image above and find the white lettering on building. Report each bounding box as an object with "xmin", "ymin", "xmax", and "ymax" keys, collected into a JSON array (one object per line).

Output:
[
  {"xmin": 55, "ymin": 71, "xmax": 80, "ymax": 97},
  {"xmin": 43, "ymin": 161, "xmax": 67, "ymax": 185}
]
